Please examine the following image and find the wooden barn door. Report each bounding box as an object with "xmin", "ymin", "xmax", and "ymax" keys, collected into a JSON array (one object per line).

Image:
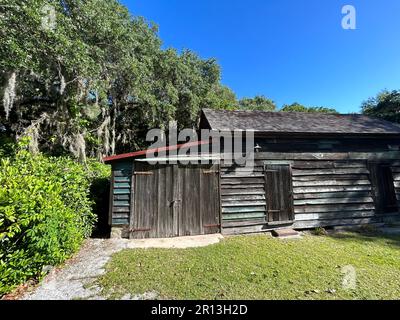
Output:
[
  {"xmin": 132, "ymin": 162, "xmax": 220, "ymax": 239},
  {"xmin": 177, "ymin": 164, "xmax": 220, "ymax": 236},
  {"xmin": 132, "ymin": 163, "xmax": 175, "ymax": 239},
  {"xmin": 368, "ymin": 163, "xmax": 398, "ymax": 214},
  {"xmin": 265, "ymin": 163, "xmax": 294, "ymax": 225}
]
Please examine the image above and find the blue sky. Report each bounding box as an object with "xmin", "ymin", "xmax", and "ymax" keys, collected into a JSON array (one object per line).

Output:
[{"xmin": 121, "ymin": 0, "xmax": 400, "ymax": 113}]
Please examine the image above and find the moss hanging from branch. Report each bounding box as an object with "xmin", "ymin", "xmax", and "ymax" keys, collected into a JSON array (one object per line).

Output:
[{"xmin": 3, "ymin": 72, "xmax": 16, "ymax": 120}]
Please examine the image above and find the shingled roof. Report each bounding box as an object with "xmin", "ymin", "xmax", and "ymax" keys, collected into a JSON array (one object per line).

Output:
[{"xmin": 200, "ymin": 109, "xmax": 400, "ymax": 135}]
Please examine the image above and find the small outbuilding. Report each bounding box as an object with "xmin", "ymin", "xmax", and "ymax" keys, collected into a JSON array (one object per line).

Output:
[{"xmin": 104, "ymin": 109, "xmax": 400, "ymax": 239}]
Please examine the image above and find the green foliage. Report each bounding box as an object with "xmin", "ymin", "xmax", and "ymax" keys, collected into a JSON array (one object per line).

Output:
[
  {"xmin": 361, "ymin": 90, "xmax": 400, "ymax": 123},
  {"xmin": 0, "ymin": 134, "xmax": 15, "ymax": 158},
  {"xmin": 204, "ymin": 84, "xmax": 238, "ymax": 111},
  {"xmin": 239, "ymin": 95, "xmax": 276, "ymax": 111},
  {"xmin": 281, "ymin": 103, "xmax": 338, "ymax": 114},
  {"xmin": 0, "ymin": 0, "xmax": 232, "ymax": 157},
  {"xmin": 0, "ymin": 139, "xmax": 107, "ymax": 296},
  {"xmin": 313, "ymin": 227, "xmax": 328, "ymax": 236}
]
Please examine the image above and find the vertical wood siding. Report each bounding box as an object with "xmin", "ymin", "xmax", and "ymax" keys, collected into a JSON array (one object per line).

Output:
[{"xmin": 391, "ymin": 161, "xmax": 400, "ymax": 210}]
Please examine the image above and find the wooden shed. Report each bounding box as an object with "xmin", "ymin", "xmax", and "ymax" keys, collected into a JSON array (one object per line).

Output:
[{"xmin": 104, "ymin": 109, "xmax": 400, "ymax": 238}]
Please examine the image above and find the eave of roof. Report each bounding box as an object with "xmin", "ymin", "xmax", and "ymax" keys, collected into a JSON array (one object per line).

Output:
[{"xmin": 103, "ymin": 140, "xmax": 210, "ymax": 164}]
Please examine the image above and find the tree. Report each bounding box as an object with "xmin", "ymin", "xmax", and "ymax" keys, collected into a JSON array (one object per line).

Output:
[
  {"xmin": 239, "ymin": 95, "xmax": 276, "ymax": 111},
  {"xmin": 203, "ymin": 84, "xmax": 238, "ymax": 111},
  {"xmin": 0, "ymin": 0, "xmax": 233, "ymax": 159},
  {"xmin": 281, "ymin": 102, "xmax": 338, "ymax": 114},
  {"xmin": 361, "ymin": 90, "xmax": 400, "ymax": 123}
]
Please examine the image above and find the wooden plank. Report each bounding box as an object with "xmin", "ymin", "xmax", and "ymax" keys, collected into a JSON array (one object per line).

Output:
[
  {"xmin": 221, "ymin": 167, "xmax": 265, "ymax": 173},
  {"xmin": 293, "ymin": 185, "xmax": 372, "ymax": 194},
  {"xmin": 222, "ymin": 201, "xmax": 266, "ymax": 207},
  {"xmin": 112, "ymin": 218, "xmax": 129, "ymax": 225},
  {"xmin": 222, "ymin": 194, "xmax": 266, "ymax": 201},
  {"xmin": 222, "ymin": 173, "xmax": 265, "ymax": 178},
  {"xmin": 255, "ymin": 151, "xmax": 400, "ymax": 161},
  {"xmin": 293, "ymin": 180, "xmax": 370, "ymax": 187},
  {"xmin": 294, "ymin": 191, "xmax": 371, "ymax": 200},
  {"xmin": 292, "ymin": 168, "xmax": 369, "ymax": 176},
  {"xmin": 294, "ymin": 203, "xmax": 375, "ymax": 213},
  {"xmin": 113, "ymin": 200, "xmax": 130, "ymax": 207},
  {"xmin": 222, "ymin": 224, "xmax": 270, "ymax": 235},
  {"xmin": 221, "ymin": 177, "xmax": 265, "ymax": 185},
  {"xmin": 292, "ymin": 161, "xmax": 367, "ymax": 169},
  {"xmin": 112, "ymin": 213, "xmax": 130, "ymax": 219},
  {"xmin": 113, "ymin": 207, "xmax": 130, "ymax": 213},
  {"xmin": 113, "ymin": 189, "xmax": 131, "ymax": 195},
  {"xmin": 221, "ymin": 190, "xmax": 266, "ymax": 196},
  {"xmin": 294, "ymin": 197, "xmax": 374, "ymax": 206},
  {"xmin": 293, "ymin": 217, "xmax": 381, "ymax": 229},
  {"xmin": 222, "ymin": 212, "xmax": 266, "ymax": 220},
  {"xmin": 222, "ymin": 219, "xmax": 266, "ymax": 228},
  {"xmin": 293, "ymin": 174, "xmax": 369, "ymax": 181},
  {"xmin": 222, "ymin": 206, "xmax": 266, "ymax": 213},
  {"xmin": 114, "ymin": 170, "xmax": 132, "ymax": 177},
  {"xmin": 114, "ymin": 182, "xmax": 130, "ymax": 188},
  {"xmin": 114, "ymin": 194, "xmax": 130, "ymax": 201},
  {"xmin": 114, "ymin": 176, "xmax": 130, "ymax": 183},
  {"xmin": 295, "ymin": 210, "xmax": 375, "ymax": 221},
  {"xmin": 221, "ymin": 184, "xmax": 265, "ymax": 190}
]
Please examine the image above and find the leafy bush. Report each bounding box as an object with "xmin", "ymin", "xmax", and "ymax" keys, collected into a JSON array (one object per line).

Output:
[
  {"xmin": 0, "ymin": 140, "xmax": 109, "ymax": 296},
  {"xmin": 313, "ymin": 227, "xmax": 328, "ymax": 236}
]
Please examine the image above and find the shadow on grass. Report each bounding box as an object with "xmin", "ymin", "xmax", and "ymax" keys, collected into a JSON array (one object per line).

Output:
[{"xmin": 327, "ymin": 227, "xmax": 400, "ymax": 248}]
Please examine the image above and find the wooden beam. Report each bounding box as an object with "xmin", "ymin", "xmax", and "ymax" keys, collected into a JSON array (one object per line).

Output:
[{"xmin": 255, "ymin": 151, "xmax": 400, "ymax": 161}]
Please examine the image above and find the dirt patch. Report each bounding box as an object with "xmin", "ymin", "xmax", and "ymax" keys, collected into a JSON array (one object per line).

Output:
[{"xmin": 22, "ymin": 234, "xmax": 223, "ymax": 300}]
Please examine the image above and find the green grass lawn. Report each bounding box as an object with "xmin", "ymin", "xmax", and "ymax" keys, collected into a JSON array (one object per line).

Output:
[{"xmin": 98, "ymin": 231, "xmax": 400, "ymax": 300}]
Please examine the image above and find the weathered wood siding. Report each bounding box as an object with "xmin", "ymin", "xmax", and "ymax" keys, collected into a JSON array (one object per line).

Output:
[
  {"xmin": 254, "ymin": 137, "xmax": 400, "ymax": 152},
  {"xmin": 110, "ymin": 160, "xmax": 133, "ymax": 226},
  {"xmin": 220, "ymin": 152, "xmax": 400, "ymax": 235},
  {"xmin": 391, "ymin": 161, "xmax": 400, "ymax": 209},
  {"xmin": 131, "ymin": 163, "xmax": 220, "ymax": 239},
  {"xmin": 291, "ymin": 160, "xmax": 375, "ymax": 228},
  {"xmin": 220, "ymin": 161, "xmax": 267, "ymax": 230}
]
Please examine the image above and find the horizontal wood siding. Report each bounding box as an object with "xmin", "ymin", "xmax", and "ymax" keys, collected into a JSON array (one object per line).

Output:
[
  {"xmin": 220, "ymin": 161, "xmax": 267, "ymax": 231},
  {"xmin": 110, "ymin": 160, "xmax": 133, "ymax": 226},
  {"xmin": 221, "ymin": 153, "xmax": 400, "ymax": 235},
  {"xmin": 291, "ymin": 160, "xmax": 377, "ymax": 228},
  {"xmin": 254, "ymin": 137, "xmax": 400, "ymax": 153}
]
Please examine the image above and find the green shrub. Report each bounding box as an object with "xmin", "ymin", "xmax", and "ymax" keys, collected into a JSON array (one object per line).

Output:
[
  {"xmin": 313, "ymin": 227, "xmax": 328, "ymax": 236},
  {"xmin": 0, "ymin": 140, "xmax": 108, "ymax": 296}
]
